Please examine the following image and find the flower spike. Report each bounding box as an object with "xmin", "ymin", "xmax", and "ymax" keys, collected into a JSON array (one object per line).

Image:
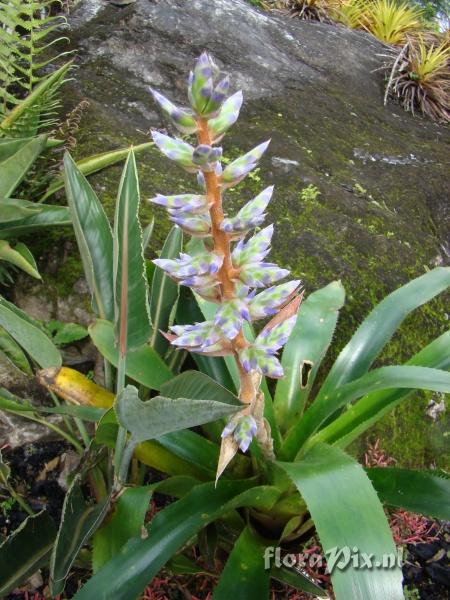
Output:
[
  {"xmin": 214, "ymin": 298, "xmax": 251, "ymax": 340},
  {"xmin": 150, "ymin": 53, "xmax": 300, "ymax": 480},
  {"xmin": 221, "ymin": 414, "xmax": 257, "ymax": 453},
  {"xmin": 188, "ymin": 52, "xmax": 223, "ymax": 116},
  {"xmin": 169, "ymin": 213, "xmax": 211, "ymax": 237},
  {"xmin": 232, "ymin": 224, "xmax": 274, "ymax": 267}
]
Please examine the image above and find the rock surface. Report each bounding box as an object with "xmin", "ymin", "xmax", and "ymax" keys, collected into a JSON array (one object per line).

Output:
[{"xmin": 5, "ymin": 0, "xmax": 449, "ymax": 463}]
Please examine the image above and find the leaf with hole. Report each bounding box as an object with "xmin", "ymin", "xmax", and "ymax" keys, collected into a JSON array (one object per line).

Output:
[
  {"xmin": 316, "ymin": 267, "xmax": 450, "ymax": 402},
  {"xmin": 312, "ymin": 331, "xmax": 450, "ymax": 448},
  {"xmin": 274, "ymin": 281, "xmax": 345, "ymax": 431},
  {"xmin": 282, "ymin": 365, "xmax": 450, "ymax": 459}
]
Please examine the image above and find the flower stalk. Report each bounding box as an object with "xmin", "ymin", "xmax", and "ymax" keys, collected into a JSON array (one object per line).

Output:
[{"xmin": 150, "ymin": 53, "xmax": 302, "ymax": 478}]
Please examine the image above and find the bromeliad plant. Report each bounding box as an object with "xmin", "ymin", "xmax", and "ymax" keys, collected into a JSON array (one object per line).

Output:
[
  {"xmin": 0, "ymin": 53, "xmax": 450, "ymax": 600},
  {"xmin": 68, "ymin": 54, "xmax": 450, "ymax": 600},
  {"xmin": 384, "ymin": 34, "xmax": 450, "ymax": 121}
]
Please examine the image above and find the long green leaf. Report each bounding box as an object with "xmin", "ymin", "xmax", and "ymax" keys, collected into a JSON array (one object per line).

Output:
[
  {"xmin": 367, "ymin": 467, "xmax": 450, "ymax": 520},
  {"xmin": 149, "ymin": 225, "xmax": 182, "ymax": 356},
  {"xmin": 0, "ymin": 197, "xmax": 42, "ymax": 222},
  {"xmin": 113, "ymin": 150, "xmax": 151, "ymax": 352},
  {"xmin": 0, "ymin": 299, "xmax": 61, "ymax": 368},
  {"xmin": 0, "ymin": 134, "xmax": 46, "ymax": 197},
  {"xmin": 278, "ymin": 444, "xmax": 403, "ymax": 600},
  {"xmin": 213, "ymin": 526, "xmax": 270, "ymax": 600},
  {"xmin": 316, "ymin": 267, "xmax": 450, "ymax": 402},
  {"xmin": 0, "ymin": 511, "xmax": 57, "ymax": 596},
  {"xmin": 271, "ymin": 565, "xmax": 327, "ymax": 598},
  {"xmin": 312, "ymin": 331, "xmax": 450, "ymax": 448},
  {"xmin": 0, "ymin": 326, "xmax": 32, "ymax": 374},
  {"xmin": 93, "ymin": 485, "xmax": 152, "ymax": 572},
  {"xmin": 115, "ymin": 385, "xmax": 239, "ymax": 444},
  {"xmin": 89, "ymin": 319, "xmax": 172, "ymax": 390},
  {"xmin": 0, "ymin": 240, "xmax": 40, "ymax": 278},
  {"xmin": 161, "ymin": 371, "xmax": 240, "ymax": 406},
  {"xmin": 274, "ymin": 281, "xmax": 345, "ymax": 431},
  {"xmin": 50, "ymin": 475, "xmax": 111, "ymax": 596},
  {"xmin": 281, "ymin": 365, "xmax": 450, "ymax": 459},
  {"xmin": 40, "ymin": 141, "xmax": 154, "ymax": 201},
  {"xmin": 73, "ymin": 481, "xmax": 281, "ymax": 600},
  {"xmin": 0, "ymin": 204, "xmax": 70, "ymax": 238},
  {"xmin": 64, "ymin": 152, "xmax": 114, "ymax": 320},
  {"xmin": 0, "ymin": 136, "xmax": 62, "ymax": 162}
]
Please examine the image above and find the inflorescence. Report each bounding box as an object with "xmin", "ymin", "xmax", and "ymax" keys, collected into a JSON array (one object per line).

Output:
[{"xmin": 150, "ymin": 52, "xmax": 301, "ymax": 461}]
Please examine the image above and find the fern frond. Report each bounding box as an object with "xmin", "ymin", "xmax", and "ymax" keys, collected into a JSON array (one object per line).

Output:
[
  {"xmin": 0, "ymin": 61, "xmax": 72, "ymax": 137},
  {"xmin": 0, "ymin": 0, "xmax": 70, "ymax": 137}
]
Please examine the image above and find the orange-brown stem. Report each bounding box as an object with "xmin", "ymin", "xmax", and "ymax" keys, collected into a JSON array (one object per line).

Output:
[{"xmin": 197, "ymin": 117, "xmax": 256, "ymax": 405}]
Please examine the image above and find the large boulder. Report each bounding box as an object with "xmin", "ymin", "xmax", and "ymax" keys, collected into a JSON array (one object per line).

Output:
[{"xmin": 9, "ymin": 0, "xmax": 450, "ymax": 463}]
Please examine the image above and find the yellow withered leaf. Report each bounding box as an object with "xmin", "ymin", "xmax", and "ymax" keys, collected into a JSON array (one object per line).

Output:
[{"xmin": 37, "ymin": 366, "xmax": 114, "ymax": 409}]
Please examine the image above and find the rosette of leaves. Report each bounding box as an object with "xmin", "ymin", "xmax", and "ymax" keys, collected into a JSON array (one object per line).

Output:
[{"xmin": 385, "ymin": 34, "xmax": 450, "ymax": 122}]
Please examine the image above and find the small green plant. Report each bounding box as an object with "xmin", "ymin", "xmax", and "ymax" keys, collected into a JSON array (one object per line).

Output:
[
  {"xmin": 44, "ymin": 320, "xmax": 88, "ymax": 346},
  {"xmin": 0, "ymin": 53, "xmax": 449, "ymax": 600},
  {"xmin": 385, "ymin": 35, "xmax": 450, "ymax": 121},
  {"xmin": 363, "ymin": 0, "xmax": 424, "ymax": 45},
  {"xmin": 300, "ymin": 183, "xmax": 321, "ymax": 201}
]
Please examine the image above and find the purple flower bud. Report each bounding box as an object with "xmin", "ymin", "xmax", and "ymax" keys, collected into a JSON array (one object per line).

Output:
[
  {"xmin": 149, "ymin": 88, "xmax": 197, "ymax": 134},
  {"xmin": 149, "ymin": 193, "xmax": 208, "ymax": 214},
  {"xmin": 192, "ymin": 144, "xmax": 222, "ymax": 168},
  {"xmin": 221, "ymin": 140, "xmax": 271, "ymax": 188},
  {"xmin": 188, "ymin": 52, "xmax": 223, "ymax": 115},
  {"xmin": 209, "ymin": 91, "xmax": 243, "ymax": 141},
  {"xmin": 221, "ymin": 414, "xmax": 257, "ymax": 453},
  {"xmin": 151, "ymin": 131, "xmax": 196, "ymax": 170}
]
